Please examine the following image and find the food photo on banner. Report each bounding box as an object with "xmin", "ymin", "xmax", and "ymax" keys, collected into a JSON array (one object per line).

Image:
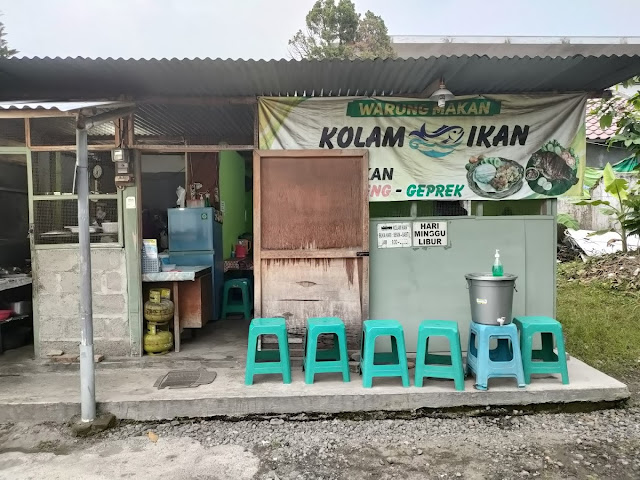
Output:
[{"xmin": 258, "ymin": 94, "xmax": 588, "ymax": 202}]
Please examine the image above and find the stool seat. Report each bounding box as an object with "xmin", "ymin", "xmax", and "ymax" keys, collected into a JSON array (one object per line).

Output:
[
  {"xmin": 415, "ymin": 320, "xmax": 465, "ymax": 390},
  {"xmin": 303, "ymin": 317, "xmax": 350, "ymax": 384},
  {"xmin": 222, "ymin": 278, "xmax": 252, "ymax": 320},
  {"xmin": 466, "ymin": 322, "xmax": 526, "ymax": 390},
  {"xmin": 359, "ymin": 320, "xmax": 410, "ymax": 388},
  {"xmin": 245, "ymin": 317, "xmax": 291, "ymax": 385},
  {"xmin": 514, "ymin": 316, "xmax": 569, "ymax": 385}
]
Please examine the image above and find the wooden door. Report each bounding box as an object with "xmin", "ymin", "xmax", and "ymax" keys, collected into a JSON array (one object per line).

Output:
[{"xmin": 254, "ymin": 150, "xmax": 369, "ymax": 351}]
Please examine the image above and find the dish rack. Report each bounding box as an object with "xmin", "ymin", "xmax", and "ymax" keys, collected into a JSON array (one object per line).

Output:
[{"xmin": 142, "ymin": 248, "xmax": 160, "ymax": 273}]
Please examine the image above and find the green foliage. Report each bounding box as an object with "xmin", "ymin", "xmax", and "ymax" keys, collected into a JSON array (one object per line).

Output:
[
  {"xmin": 288, "ymin": 0, "xmax": 395, "ymax": 60},
  {"xmin": 623, "ymin": 194, "xmax": 640, "ymax": 238},
  {"xmin": 557, "ymin": 213, "xmax": 580, "ymax": 230},
  {"xmin": 573, "ymin": 163, "xmax": 638, "ymax": 252},
  {"xmin": 0, "ymin": 16, "xmax": 17, "ymax": 58}
]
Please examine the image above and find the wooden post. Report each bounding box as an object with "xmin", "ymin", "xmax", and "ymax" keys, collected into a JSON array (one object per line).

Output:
[
  {"xmin": 253, "ymin": 151, "xmax": 261, "ymax": 319},
  {"xmin": 24, "ymin": 118, "xmax": 31, "ymax": 147}
]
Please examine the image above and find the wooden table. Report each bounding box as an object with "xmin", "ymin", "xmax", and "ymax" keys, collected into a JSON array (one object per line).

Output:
[
  {"xmin": 142, "ymin": 266, "xmax": 212, "ymax": 353},
  {"xmin": 223, "ymin": 257, "xmax": 254, "ymax": 273}
]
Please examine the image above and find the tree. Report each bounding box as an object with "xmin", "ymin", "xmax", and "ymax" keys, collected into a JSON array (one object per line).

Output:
[
  {"xmin": 0, "ymin": 15, "xmax": 17, "ymax": 58},
  {"xmin": 288, "ymin": 0, "xmax": 395, "ymax": 60}
]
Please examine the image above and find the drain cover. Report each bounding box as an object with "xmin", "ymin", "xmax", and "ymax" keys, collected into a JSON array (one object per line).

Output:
[{"xmin": 154, "ymin": 368, "xmax": 217, "ymax": 389}]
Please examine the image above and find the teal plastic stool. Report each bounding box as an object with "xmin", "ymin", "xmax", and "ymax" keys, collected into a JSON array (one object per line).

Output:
[
  {"xmin": 303, "ymin": 317, "xmax": 350, "ymax": 384},
  {"xmin": 221, "ymin": 278, "xmax": 252, "ymax": 320},
  {"xmin": 245, "ymin": 317, "xmax": 291, "ymax": 385},
  {"xmin": 359, "ymin": 320, "xmax": 410, "ymax": 388},
  {"xmin": 514, "ymin": 316, "xmax": 569, "ymax": 385},
  {"xmin": 466, "ymin": 322, "xmax": 526, "ymax": 390},
  {"xmin": 415, "ymin": 320, "xmax": 465, "ymax": 391}
]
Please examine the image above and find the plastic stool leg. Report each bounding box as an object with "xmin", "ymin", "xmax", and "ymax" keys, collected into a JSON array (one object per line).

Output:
[
  {"xmin": 277, "ymin": 329, "xmax": 292, "ymax": 384},
  {"xmin": 555, "ymin": 330, "xmax": 570, "ymax": 385},
  {"xmin": 245, "ymin": 332, "xmax": 258, "ymax": 386},
  {"xmin": 466, "ymin": 330, "xmax": 476, "ymax": 377},
  {"xmin": 508, "ymin": 333, "xmax": 526, "ymax": 388},
  {"xmin": 336, "ymin": 329, "xmax": 350, "ymax": 382},
  {"xmin": 450, "ymin": 331, "xmax": 465, "ymax": 391},
  {"xmin": 304, "ymin": 332, "xmax": 318, "ymax": 384},
  {"xmin": 362, "ymin": 332, "xmax": 376, "ymax": 388},
  {"xmin": 414, "ymin": 333, "xmax": 427, "ymax": 388},
  {"xmin": 521, "ymin": 331, "xmax": 534, "ymax": 384},
  {"xmin": 394, "ymin": 333, "xmax": 410, "ymax": 388},
  {"xmin": 474, "ymin": 332, "xmax": 491, "ymax": 390}
]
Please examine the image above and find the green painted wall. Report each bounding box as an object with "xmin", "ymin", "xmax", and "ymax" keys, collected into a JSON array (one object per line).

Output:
[
  {"xmin": 220, "ymin": 151, "xmax": 246, "ymax": 258},
  {"xmin": 245, "ymin": 191, "xmax": 253, "ymax": 233}
]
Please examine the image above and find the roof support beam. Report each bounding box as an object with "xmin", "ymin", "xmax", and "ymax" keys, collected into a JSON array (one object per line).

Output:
[
  {"xmin": 134, "ymin": 144, "xmax": 254, "ymax": 152},
  {"xmin": 419, "ymin": 77, "xmax": 443, "ymax": 98},
  {"xmin": 77, "ymin": 106, "xmax": 136, "ymax": 130},
  {"xmin": 137, "ymin": 96, "xmax": 257, "ymax": 106},
  {"xmin": 0, "ymin": 110, "xmax": 77, "ymax": 118}
]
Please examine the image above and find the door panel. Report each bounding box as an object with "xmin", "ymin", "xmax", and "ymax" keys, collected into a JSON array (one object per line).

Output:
[
  {"xmin": 260, "ymin": 155, "xmax": 365, "ymax": 250},
  {"xmin": 254, "ymin": 150, "xmax": 369, "ymax": 350}
]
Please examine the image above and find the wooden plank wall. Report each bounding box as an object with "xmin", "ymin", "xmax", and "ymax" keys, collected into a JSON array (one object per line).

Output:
[{"xmin": 255, "ymin": 151, "xmax": 369, "ymax": 351}]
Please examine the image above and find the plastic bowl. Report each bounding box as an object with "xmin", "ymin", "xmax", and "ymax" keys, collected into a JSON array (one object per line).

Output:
[
  {"xmin": 0, "ymin": 310, "xmax": 12, "ymax": 321},
  {"xmin": 161, "ymin": 264, "xmax": 177, "ymax": 272}
]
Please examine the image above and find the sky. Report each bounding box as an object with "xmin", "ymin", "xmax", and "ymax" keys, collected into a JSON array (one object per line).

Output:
[{"xmin": 0, "ymin": 0, "xmax": 638, "ymax": 60}]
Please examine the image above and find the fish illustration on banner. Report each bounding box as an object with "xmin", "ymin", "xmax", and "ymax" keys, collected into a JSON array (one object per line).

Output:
[{"xmin": 409, "ymin": 124, "xmax": 464, "ymax": 158}]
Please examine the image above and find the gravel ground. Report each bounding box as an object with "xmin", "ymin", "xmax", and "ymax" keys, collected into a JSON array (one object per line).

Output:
[{"xmin": 1, "ymin": 405, "xmax": 639, "ymax": 480}]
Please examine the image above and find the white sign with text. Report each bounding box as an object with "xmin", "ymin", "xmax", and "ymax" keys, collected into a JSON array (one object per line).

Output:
[
  {"xmin": 412, "ymin": 221, "xmax": 448, "ymax": 247},
  {"xmin": 377, "ymin": 222, "xmax": 412, "ymax": 249}
]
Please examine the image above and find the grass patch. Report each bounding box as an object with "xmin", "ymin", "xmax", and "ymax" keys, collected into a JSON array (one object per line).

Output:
[{"xmin": 557, "ymin": 279, "xmax": 640, "ymax": 376}]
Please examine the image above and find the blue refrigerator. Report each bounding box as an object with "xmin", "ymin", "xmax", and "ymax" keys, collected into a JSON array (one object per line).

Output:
[{"xmin": 168, "ymin": 207, "xmax": 223, "ymax": 320}]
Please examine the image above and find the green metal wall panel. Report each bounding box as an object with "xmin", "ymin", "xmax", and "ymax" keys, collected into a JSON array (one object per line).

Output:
[{"xmin": 369, "ymin": 216, "xmax": 555, "ymax": 353}]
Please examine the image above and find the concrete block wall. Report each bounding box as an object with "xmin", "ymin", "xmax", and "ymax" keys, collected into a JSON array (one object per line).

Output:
[{"xmin": 33, "ymin": 248, "xmax": 130, "ymax": 357}]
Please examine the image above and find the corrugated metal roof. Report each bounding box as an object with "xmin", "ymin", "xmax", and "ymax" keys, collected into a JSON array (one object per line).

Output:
[
  {"xmin": 134, "ymin": 103, "xmax": 254, "ymax": 145},
  {"xmin": 0, "ymin": 100, "xmax": 131, "ymax": 111},
  {"xmin": 391, "ymin": 36, "xmax": 640, "ymax": 59},
  {"xmin": 0, "ymin": 55, "xmax": 639, "ymax": 100}
]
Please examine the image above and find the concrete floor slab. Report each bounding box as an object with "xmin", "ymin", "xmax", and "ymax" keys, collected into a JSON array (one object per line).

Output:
[{"xmin": 0, "ymin": 319, "xmax": 629, "ymax": 423}]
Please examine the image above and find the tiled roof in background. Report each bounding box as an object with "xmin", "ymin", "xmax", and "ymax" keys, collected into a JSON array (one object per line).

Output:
[{"xmin": 586, "ymin": 98, "xmax": 628, "ymax": 140}]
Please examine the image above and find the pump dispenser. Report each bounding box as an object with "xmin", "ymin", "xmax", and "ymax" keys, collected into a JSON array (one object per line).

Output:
[{"xmin": 492, "ymin": 249, "xmax": 503, "ymax": 277}]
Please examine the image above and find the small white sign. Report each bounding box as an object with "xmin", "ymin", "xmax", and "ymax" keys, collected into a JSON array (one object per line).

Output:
[
  {"xmin": 125, "ymin": 196, "xmax": 136, "ymax": 209},
  {"xmin": 377, "ymin": 222, "xmax": 411, "ymax": 249},
  {"xmin": 220, "ymin": 200, "xmax": 226, "ymax": 214},
  {"xmin": 413, "ymin": 221, "xmax": 448, "ymax": 247}
]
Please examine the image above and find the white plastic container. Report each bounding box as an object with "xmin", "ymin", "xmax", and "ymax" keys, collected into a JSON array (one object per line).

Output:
[{"xmin": 102, "ymin": 222, "xmax": 118, "ymax": 234}]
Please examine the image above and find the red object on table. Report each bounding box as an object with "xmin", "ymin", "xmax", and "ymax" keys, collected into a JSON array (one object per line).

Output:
[
  {"xmin": 235, "ymin": 244, "xmax": 247, "ymax": 258},
  {"xmin": 0, "ymin": 310, "xmax": 12, "ymax": 321}
]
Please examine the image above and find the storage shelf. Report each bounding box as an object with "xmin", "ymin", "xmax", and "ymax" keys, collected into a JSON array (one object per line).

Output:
[{"xmin": 0, "ymin": 277, "xmax": 32, "ymax": 292}]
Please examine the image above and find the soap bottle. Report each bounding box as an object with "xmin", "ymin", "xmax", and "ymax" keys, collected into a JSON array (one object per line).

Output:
[{"xmin": 492, "ymin": 249, "xmax": 503, "ymax": 277}]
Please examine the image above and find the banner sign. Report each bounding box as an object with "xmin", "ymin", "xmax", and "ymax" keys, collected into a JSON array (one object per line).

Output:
[{"xmin": 259, "ymin": 94, "xmax": 588, "ymax": 202}]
